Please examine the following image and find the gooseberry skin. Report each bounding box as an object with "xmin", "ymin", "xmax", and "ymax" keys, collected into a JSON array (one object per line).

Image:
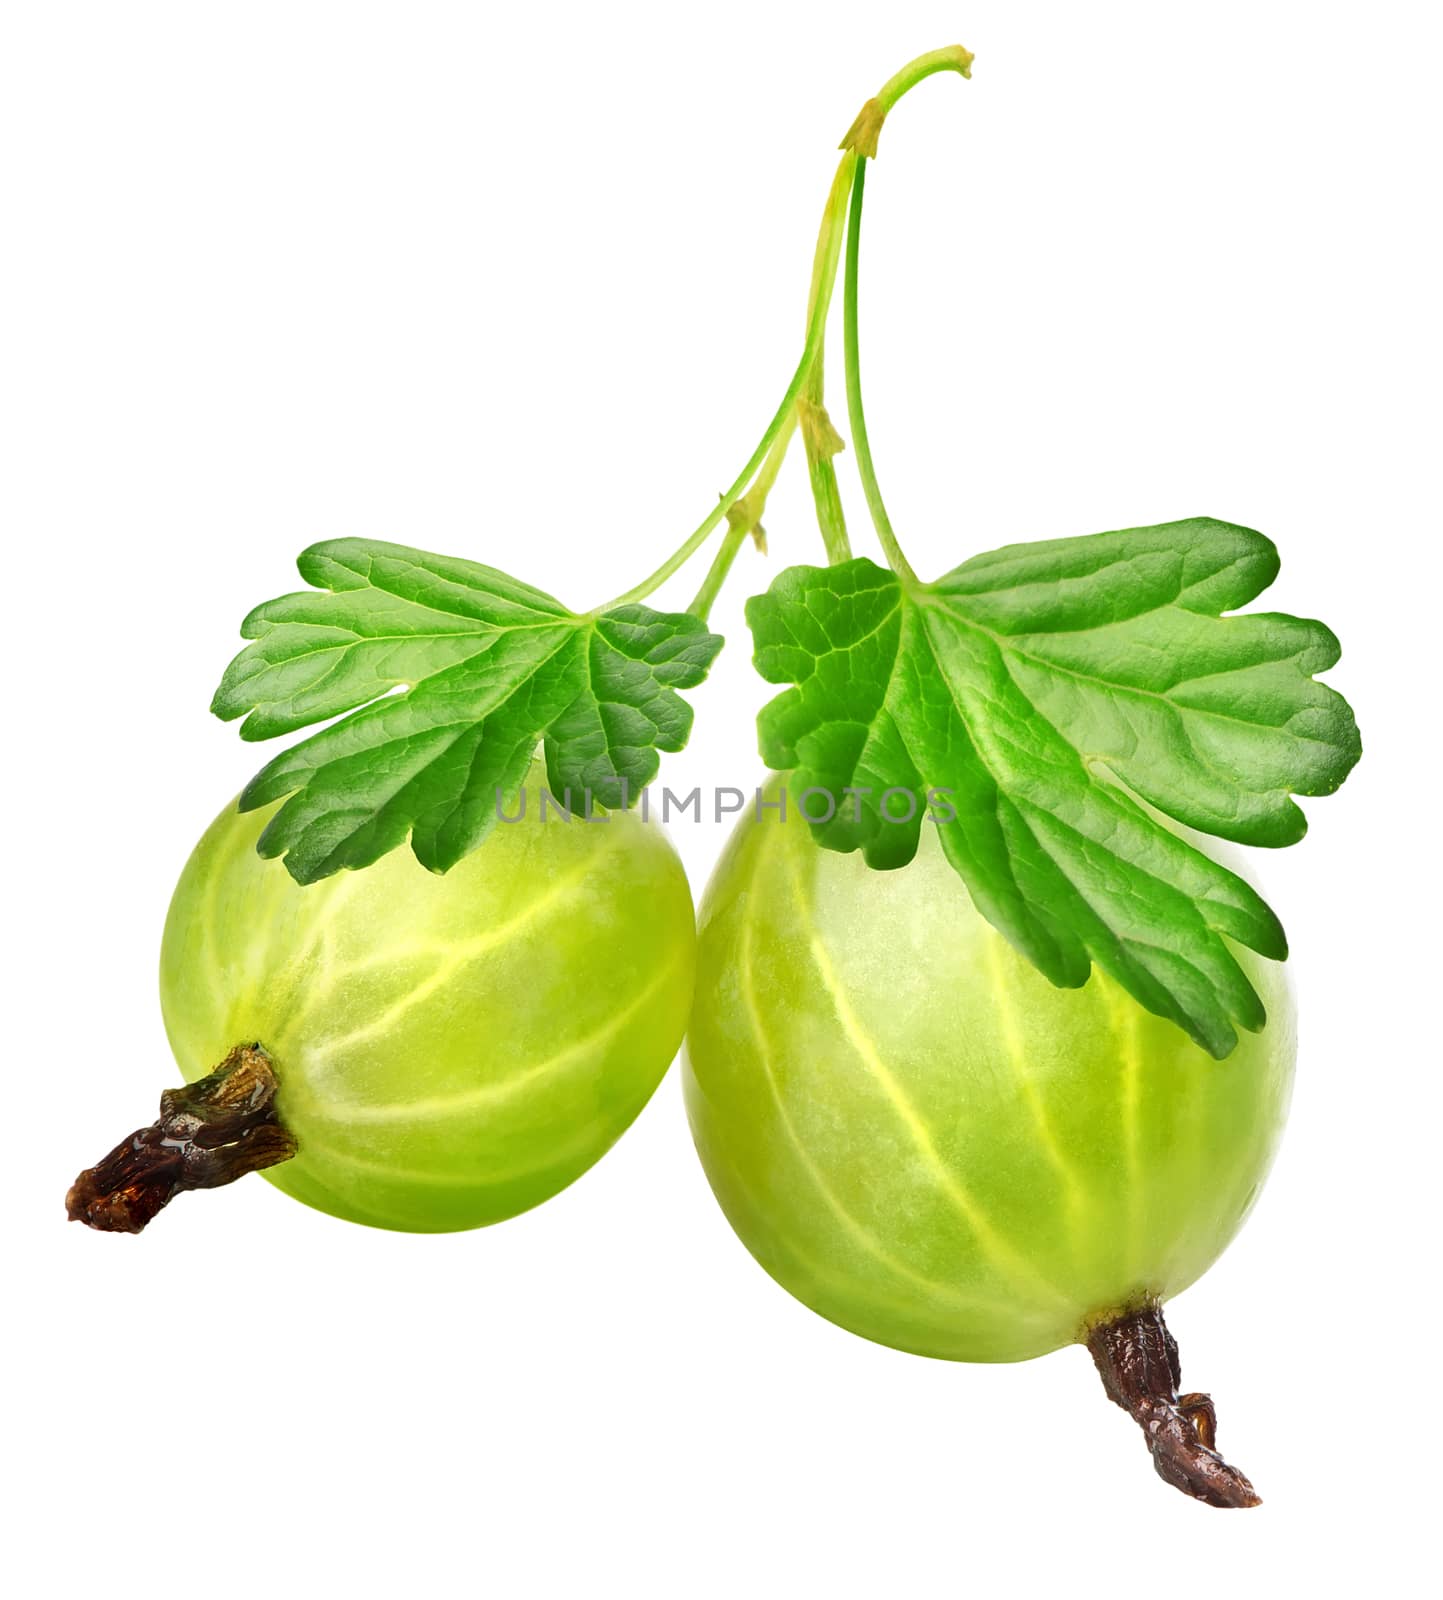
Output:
[
  {"xmin": 683, "ymin": 781, "xmax": 1294, "ymax": 1363},
  {"xmin": 160, "ymin": 763, "xmax": 696, "ymax": 1233}
]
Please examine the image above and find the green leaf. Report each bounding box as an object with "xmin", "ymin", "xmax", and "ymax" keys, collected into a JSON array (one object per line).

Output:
[
  {"xmin": 747, "ymin": 517, "xmax": 1361, "ymax": 1057},
  {"xmin": 213, "ymin": 540, "xmax": 723, "ymax": 883}
]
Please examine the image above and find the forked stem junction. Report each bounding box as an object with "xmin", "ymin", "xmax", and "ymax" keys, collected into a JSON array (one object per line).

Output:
[{"xmin": 601, "ymin": 44, "xmax": 973, "ymax": 611}]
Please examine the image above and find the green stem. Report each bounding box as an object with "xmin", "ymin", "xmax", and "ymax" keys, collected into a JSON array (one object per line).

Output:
[
  {"xmin": 686, "ymin": 521, "xmax": 749, "ymax": 625},
  {"xmin": 841, "ymin": 45, "xmax": 974, "ymax": 158},
  {"xmin": 688, "ymin": 411, "xmax": 798, "ymax": 621},
  {"xmin": 800, "ymin": 159, "xmax": 856, "ymax": 565},
  {"xmin": 843, "ymin": 160, "xmax": 916, "ymax": 585},
  {"xmin": 875, "ymin": 44, "xmax": 974, "ymax": 119},
  {"xmin": 601, "ymin": 154, "xmax": 858, "ymax": 612},
  {"xmin": 801, "ymin": 373, "xmax": 852, "ymax": 565}
]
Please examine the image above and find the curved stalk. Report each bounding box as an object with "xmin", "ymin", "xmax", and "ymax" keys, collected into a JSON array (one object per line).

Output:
[
  {"xmin": 876, "ymin": 45, "xmax": 976, "ymax": 121},
  {"xmin": 841, "ymin": 45, "xmax": 974, "ymax": 158}
]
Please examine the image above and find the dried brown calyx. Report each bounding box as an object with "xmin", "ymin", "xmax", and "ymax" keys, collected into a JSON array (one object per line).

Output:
[
  {"xmin": 1086, "ymin": 1302, "xmax": 1261, "ymax": 1508},
  {"xmin": 67, "ymin": 1043, "xmax": 297, "ymax": 1234}
]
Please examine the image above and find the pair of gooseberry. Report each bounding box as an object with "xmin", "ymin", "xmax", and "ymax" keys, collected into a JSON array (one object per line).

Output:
[{"xmin": 71, "ymin": 760, "xmax": 1289, "ymax": 1506}]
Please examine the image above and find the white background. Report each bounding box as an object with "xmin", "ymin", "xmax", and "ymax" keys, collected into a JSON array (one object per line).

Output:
[{"xmin": 4, "ymin": 2, "xmax": 1438, "ymax": 1594}]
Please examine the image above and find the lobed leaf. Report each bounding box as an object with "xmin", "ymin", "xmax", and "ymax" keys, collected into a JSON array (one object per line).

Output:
[
  {"xmin": 214, "ymin": 540, "xmax": 723, "ymax": 883},
  {"xmin": 747, "ymin": 518, "xmax": 1361, "ymax": 1057}
]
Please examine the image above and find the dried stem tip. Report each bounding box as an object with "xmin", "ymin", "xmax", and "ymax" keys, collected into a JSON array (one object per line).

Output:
[
  {"xmin": 67, "ymin": 1043, "xmax": 297, "ymax": 1234},
  {"xmin": 1086, "ymin": 1302, "xmax": 1261, "ymax": 1508}
]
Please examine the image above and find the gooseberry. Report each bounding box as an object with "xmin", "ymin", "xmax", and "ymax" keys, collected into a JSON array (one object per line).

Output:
[
  {"xmin": 683, "ymin": 780, "xmax": 1293, "ymax": 1505},
  {"xmin": 69, "ymin": 761, "xmax": 695, "ymax": 1233}
]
